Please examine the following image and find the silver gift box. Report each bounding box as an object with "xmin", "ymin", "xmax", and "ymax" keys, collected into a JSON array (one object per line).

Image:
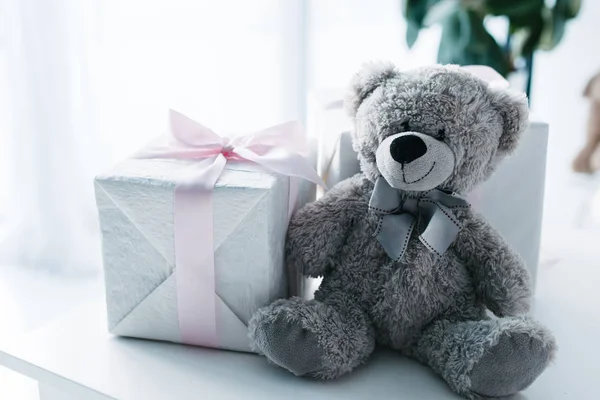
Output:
[{"xmin": 95, "ymin": 158, "xmax": 298, "ymax": 352}]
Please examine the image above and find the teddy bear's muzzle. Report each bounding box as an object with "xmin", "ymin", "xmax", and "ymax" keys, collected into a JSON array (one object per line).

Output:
[{"xmin": 375, "ymin": 132, "xmax": 455, "ymax": 191}]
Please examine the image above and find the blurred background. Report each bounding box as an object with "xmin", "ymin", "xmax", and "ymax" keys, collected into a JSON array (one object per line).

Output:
[{"xmin": 0, "ymin": 0, "xmax": 598, "ymax": 397}]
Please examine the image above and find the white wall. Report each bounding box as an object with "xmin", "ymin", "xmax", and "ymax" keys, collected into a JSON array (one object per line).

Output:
[
  {"xmin": 309, "ymin": 0, "xmax": 439, "ymax": 90},
  {"xmin": 530, "ymin": 1, "xmax": 600, "ymax": 227}
]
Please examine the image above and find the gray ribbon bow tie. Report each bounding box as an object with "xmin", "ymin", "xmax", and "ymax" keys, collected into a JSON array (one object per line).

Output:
[{"xmin": 369, "ymin": 177, "xmax": 470, "ymax": 261}]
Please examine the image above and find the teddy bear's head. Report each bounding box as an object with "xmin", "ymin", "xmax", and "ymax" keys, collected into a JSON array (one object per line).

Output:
[{"xmin": 345, "ymin": 62, "xmax": 529, "ymax": 195}]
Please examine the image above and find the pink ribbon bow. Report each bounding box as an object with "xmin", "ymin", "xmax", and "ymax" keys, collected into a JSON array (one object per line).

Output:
[{"xmin": 136, "ymin": 110, "xmax": 324, "ymax": 347}]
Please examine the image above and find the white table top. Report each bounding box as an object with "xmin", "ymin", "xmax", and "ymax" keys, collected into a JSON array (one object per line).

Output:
[{"xmin": 0, "ymin": 245, "xmax": 598, "ymax": 400}]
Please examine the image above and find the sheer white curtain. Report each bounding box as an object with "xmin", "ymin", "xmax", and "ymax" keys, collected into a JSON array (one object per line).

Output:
[
  {"xmin": 308, "ymin": 0, "xmax": 438, "ymax": 90},
  {"xmin": 0, "ymin": 0, "xmax": 100, "ymax": 272},
  {"xmin": 0, "ymin": 0, "xmax": 307, "ymax": 273}
]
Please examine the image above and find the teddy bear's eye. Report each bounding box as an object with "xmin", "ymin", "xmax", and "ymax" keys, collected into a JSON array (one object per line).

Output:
[
  {"xmin": 401, "ymin": 121, "xmax": 411, "ymax": 131},
  {"xmin": 437, "ymin": 128, "xmax": 446, "ymax": 141}
]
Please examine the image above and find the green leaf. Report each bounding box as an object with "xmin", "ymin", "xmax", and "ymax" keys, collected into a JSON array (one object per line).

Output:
[
  {"xmin": 401, "ymin": 0, "xmax": 441, "ymax": 47},
  {"xmin": 508, "ymin": 11, "xmax": 540, "ymax": 31},
  {"xmin": 510, "ymin": 11, "xmax": 544, "ymax": 57},
  {"xmin": 406, "ymin": 21, "xmax": 420, "ymax": 48},
  {"xmin": 566, "ymin": 0, "xmax": 582, "ymax": 19},
  {"xmin": 483, "ymin": 0, "xmax": 544, "ymax": 17},
  {"xmin": 401, "ymin": 0, "xmax": 432, "ymax": 25},
  {"xmin": 438, "ymin": 9, "xmax": 511, "ymax": 76},
  {"xmin": 522, "ymin": 15, "xmax": 544, "ymax": 55},
  {"xmin": 540, "ymin": 0, "xmax": 574, "ymax": 51},
  {"xmin": 423, "ymin": 0, "xmax": 460, "ymax": 27},
  {"xmin": 437, "ymin": 8, "xmax": 463, "ymax": 63}
]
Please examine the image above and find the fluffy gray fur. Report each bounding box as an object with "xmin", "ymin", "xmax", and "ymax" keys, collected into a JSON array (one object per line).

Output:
[{"xmin": 249, "ymin": 62, "xmax": 556, "ymax": 399}]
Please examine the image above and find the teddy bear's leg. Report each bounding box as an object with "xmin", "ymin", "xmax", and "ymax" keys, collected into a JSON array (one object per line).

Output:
[
  {"xmin": 414, "ymin": 316, "xmax": 556, "ymax": 399},
  {"xmin": 249, "ymin": 297, "xmax": 375, "ymax": 379}
]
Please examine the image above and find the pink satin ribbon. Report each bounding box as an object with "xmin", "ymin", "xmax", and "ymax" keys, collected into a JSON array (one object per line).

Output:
[{"xmin": 136, "ymin": 110, "xmax": 324, "ymax": 347}]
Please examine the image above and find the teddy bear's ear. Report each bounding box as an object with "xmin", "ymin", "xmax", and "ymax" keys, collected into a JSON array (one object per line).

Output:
[
  {"xmin": 344, "ymin": 61, "xmax": 398, "ymax": 117},
  {"xmin": 492, "ymin": 88, "xmax": 529, "ymax": 154}
]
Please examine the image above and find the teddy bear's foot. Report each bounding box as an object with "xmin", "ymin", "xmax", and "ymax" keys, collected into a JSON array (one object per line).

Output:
[
  {"xmin": 469, "ymin": 330, "xmax": 553, "ymax": 397},
  {"xmin": 250, "ymin": 307, "xmax": 324, "ymax": 376},
  {"xmin": 416, "ymin": 316, "xmax": 556, "ymax": 399},
  {"xmin": 249, "ymin": 297, "xmax": 375, "ymax": 379}
]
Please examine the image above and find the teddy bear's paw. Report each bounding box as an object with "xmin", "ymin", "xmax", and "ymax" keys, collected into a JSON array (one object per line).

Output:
[
  {"xmin": 249, "ymin": 299, "xmax": 327, "ymax": 377},
  {"xmin": 468, "ymin": 330, "xmax": 556, "ymax": 397}
]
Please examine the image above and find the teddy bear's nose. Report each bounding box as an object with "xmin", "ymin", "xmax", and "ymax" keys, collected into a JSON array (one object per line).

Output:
[{"xmin": 390, "ymin": 134, "xmax": 427, "ymax": 164}]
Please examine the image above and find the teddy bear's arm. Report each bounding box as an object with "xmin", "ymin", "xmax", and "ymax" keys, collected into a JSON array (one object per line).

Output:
[
  {"xmin": 285, "ymin": 177, "xmax": 365, "ymax": 278},
  {"xmin": 454, "ymin": 213, "xmax": 532, "ymax": 317}
]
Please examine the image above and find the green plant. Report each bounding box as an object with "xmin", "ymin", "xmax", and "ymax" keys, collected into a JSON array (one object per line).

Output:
[{"xmin": 402, "ymin": 0, "xmax": 581, "ymax": 96}]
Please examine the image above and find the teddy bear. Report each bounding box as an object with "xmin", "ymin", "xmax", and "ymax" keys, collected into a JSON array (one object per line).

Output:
[{"xmin": 249, "ymin": 62, "xmax": 556, "ymax": 399}]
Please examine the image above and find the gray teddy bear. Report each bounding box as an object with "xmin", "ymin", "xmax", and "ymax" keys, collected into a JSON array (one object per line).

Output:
[{"xmin": 249, "ymin": 62, "xmax": 556, "ymax": 399}]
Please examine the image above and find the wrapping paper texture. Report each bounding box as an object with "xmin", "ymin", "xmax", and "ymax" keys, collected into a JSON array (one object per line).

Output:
[{"xmin": 95, "ymin": 158, "xmax": 294, "ymax": 352}]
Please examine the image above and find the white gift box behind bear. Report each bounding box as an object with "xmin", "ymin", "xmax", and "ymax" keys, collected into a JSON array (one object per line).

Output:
[
  {"xmin": 95, "ymin": 159, "xmax": 297, "ymax": 352},
  {"xmin": 469, "ymin": 121, "xmax": 548, "ymax": 290},
  {"xmin": 310, "ymin": 90, "xmax": 547, "ymax": 289}
]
